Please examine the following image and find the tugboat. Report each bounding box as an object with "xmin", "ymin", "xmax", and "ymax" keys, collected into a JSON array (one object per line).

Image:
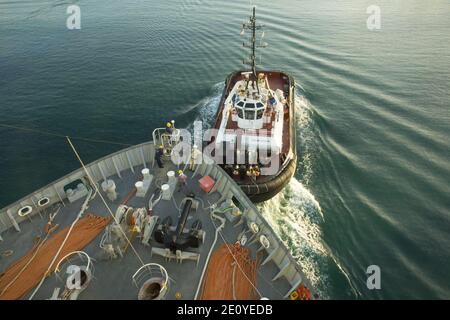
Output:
[{"xmin": 211, "ymin": 7, "xmax": 297, "ymax": 202}]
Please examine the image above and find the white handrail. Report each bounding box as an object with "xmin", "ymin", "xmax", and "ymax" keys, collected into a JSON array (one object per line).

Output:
[
  {"xmin": 132, "ymin": 263, "xmax": 169, "ymax": 291},
  {"xmin": 55, "ymin": 251, "xmax": 92, "ymax": 273}
]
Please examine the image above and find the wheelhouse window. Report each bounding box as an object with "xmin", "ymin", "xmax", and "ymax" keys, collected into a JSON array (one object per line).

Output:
[
  {"xmin": 245, "ymin": 109, "xmax": 255, "ymax": 120},
  {"xmin": 256, "ymin": 108, "xmax": 264, "ymax": 119},
  {"xmin": 236, "ymin": 101, "xmax": 245, "ymax": 118},
  {"xmin": 236, "ymin": 107, "xmax": 244, "ymax": 118}
]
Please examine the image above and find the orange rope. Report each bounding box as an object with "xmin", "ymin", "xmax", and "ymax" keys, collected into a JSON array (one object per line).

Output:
[
  {"xmin": 199, "ymin": 243, "xmax": 258, "ymax": 300},
  {"xmin": 0, "ymin": 214, "xmax": 111, "ymax": 300}
]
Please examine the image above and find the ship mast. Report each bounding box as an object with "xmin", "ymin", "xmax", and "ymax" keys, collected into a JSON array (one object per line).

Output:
[{"xmin": 242, "ymin": 6, "xmax": 267, "ymax": 93}]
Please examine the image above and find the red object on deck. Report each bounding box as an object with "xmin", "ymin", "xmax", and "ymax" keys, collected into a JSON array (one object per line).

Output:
[{"xmin": 199, "ymin": 175, "xmax": 215, "ymax": 193}]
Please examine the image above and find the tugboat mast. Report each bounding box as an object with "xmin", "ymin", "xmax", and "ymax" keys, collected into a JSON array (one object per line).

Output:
[
  {"xmin": 242, "ymin": 7, "xmax": 266, "ymax": 91},
  {"xmin": 249, "ymin": 6, "xmax": 258, "ymax": 77}
]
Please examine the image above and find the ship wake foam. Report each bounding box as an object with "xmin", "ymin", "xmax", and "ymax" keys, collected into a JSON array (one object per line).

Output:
[
  {"xmin": 187, "ymin": 82, "xmax": 224, "ymax": 129},
  {"xmin": 258, "ymin": 175, "xmax": 330, "ymax": 298}
]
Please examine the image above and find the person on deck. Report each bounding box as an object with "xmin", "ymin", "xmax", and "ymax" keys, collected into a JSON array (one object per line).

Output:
[
  {"xmin": 177, "ymin": 169, "xmax": 188, "ymax": 193},
  {"xmin": 189, "ymin": 144, "xmax": 202, "ymax": 171},
  {"xmin": 164, "ymin": 120, "xmax": 177, "ymax": 149},
  {"xmin": 253, "ymin": 165, "xmax": 261, "ymax": 177},
  {"xmin": 165, "ymin": 121, "xmax": 174, "ymax": 135},
  {"xmin": 155, "ymin": 145, "xmax": 164, "ymax": 168}
]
